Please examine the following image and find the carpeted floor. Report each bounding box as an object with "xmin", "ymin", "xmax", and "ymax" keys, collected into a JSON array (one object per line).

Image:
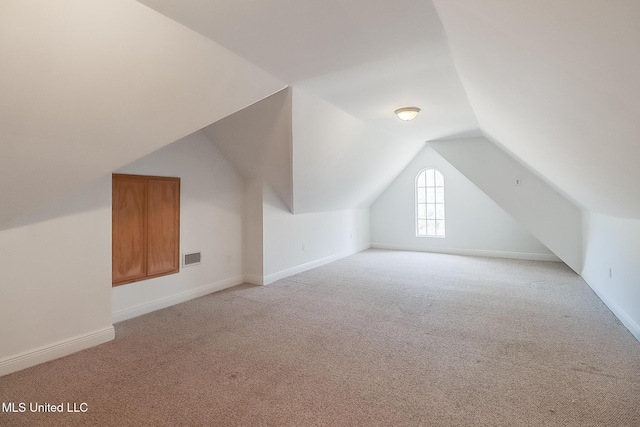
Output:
[{"xmin": 2, "ymin": 249, "xmax": 640, "ymax": 426}]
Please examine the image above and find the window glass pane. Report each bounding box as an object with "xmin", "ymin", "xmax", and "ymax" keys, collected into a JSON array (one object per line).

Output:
[
  {"xmin": 435, "ymin": 170, "xmax": 444, "ymax": 187},
  {"xmin": 426, "ymin": 188, "xmax": 435, "ymax": 203},
  {"xmin": 417, "ymin": 220, "xmax": 427, "ymax": 236},
  {"xmin": 426, "ymin": 220, "xmax": 436, "ymax": 236},
  {"xmin": 416, "ymin": 168, "xmax": 445, "ymax": 238},
  {"xmin": 417, "ymin": 188, "xmax": 425, "ymax": 203},
  {"xmin": 418, "ymin": 204, "xmax": 426, "ymax": 219},
  {"xmin": 417, "ymin": 171, "xmax": 426, "ymax": 187},
  {"xmin": 426, "ymin": 204, "xmax": 435, "ymax": 219},
  {"xmin": 426, "ymin": 169, "xmax": 435, "ymax": 187}
]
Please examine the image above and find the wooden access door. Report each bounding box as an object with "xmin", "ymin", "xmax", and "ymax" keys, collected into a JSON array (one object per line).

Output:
[{"xmin": 112, "ymin": 174, "xmax": 180, "ymax": 286}]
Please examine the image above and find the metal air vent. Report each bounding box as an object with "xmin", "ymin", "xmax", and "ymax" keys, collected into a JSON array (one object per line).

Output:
[{"xmin": 183, "ymin": 252, "xmax": 202, "ymax": 267}]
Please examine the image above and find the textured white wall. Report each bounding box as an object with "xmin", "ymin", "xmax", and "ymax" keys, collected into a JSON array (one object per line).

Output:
[
  {"xmin": 263, "ymin": 182, "xmax": 370, "ymax": 283},
  {"xmin": 582, "ymin": 212, "xmax": 640, "ymax": 341},
  {"xmin": 112, "ymin": 131, "xmax": 245, "ymax": 320},
  {"xmin": 371, "ymin": 144, "xmax": 554, "ymax": 259},
  {"xmin": 431, "ymin": 137, "xmax": 582, "ymax": 271},
  {"xmin": 0, "ymin": 175, "xmax": 113, "ymax": 373}
]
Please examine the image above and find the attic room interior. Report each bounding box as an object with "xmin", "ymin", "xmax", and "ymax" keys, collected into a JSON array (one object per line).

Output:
[{"xmin": 1, "ymin": 0, "xmax": 639, "ymax": 425}]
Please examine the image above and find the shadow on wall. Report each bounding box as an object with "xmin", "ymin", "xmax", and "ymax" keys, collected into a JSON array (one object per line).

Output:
[{"xmin": 0, "ymin": 175, "xmax": 111, "ymax": 232}]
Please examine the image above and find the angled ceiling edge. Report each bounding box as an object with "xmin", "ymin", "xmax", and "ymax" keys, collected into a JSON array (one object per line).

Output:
[{"xmin": 203, "ymin": 88, "xmax": 293, "ymax": 212}]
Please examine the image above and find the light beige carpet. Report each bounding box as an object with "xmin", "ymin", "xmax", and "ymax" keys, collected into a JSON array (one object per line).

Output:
[{"xmin": 1, "ymin": 249, "xmax": 639, "ymax": 426}]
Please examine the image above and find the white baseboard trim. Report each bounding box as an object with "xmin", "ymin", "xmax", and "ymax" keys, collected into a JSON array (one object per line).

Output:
[
  {"xmin": 370, "ymin": 243, "xmax": 562, "ymax": 262},
  {"xmin": 112, "ymin": 276, "xmax": 244, "ymax": 323},
  {"xmin": 263, "ymin": 244, "xmax": 370, "ymax": 285},
  {"xmin": 582, "ymin": 277, "xmax": 640, "ymax": 343},
  {"xmin": 0, "ymin": 326, "xmax": 115, "ymax": 377}
]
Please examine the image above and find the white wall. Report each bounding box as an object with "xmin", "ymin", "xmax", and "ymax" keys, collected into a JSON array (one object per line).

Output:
[
  {"xmin": 371, "ymin": 144, "xmax": 555, "ymax": 260},
  {"xmin": 112, "ymin": 130, "xmax": 245, "ymax": 322},
  {"xmin": 430, "ymin": 137, "xmax": 582, "ymax": 272},
  {"xmin": 263, "ymin": 183, "xmax": 370, "ymax": 284},
  {"xmin": 244, "ymin": 178, "xmax": 264, "ymax": 285},
  {"xmin": 0, "ymin": 176, "xmax": 113, "ymax": 376},
  {"xmin": 582, "ymin": 212, "xmax": 640, "ymax": 341}
]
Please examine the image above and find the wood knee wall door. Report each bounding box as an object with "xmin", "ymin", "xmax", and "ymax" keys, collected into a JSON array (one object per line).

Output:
[{"xmin": 112, "ymin": 174, "xmax": 180, "ymax": 286}]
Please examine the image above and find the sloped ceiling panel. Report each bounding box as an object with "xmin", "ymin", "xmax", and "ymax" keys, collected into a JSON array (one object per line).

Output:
[
  {"xmin": 0, "ymin": 0, "xmax": 284, "ymax": 228},
  {"xmin": 431, "ymin": 137, "xmax": 582, "ymax": 272},
  {"xmin": 137, "ymin": 0, "xmax": 480, "ymax": 180},
  {"xmin": 292, "ymin": 89, "xmax": 424, "ymax": 214},
  {"xmin": 139, "ymin": 0, "xmax": 481, "ymax": 212},
  {"xmin": 433, "ymin": 0, "xmax": 640, "ymax": 218},
  {"xmin": 203, "ymin": 88, "xmax": 293, "ymax": 212}
]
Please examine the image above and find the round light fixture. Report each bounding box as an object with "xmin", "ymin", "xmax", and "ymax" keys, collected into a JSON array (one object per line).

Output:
[{"xmin": 394, "ymin": 107, "xmax": 421, "ymax": 121}]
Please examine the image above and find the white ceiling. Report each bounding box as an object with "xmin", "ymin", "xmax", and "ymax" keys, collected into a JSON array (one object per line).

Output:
[
  {"xmin": 0, "ymin": 0, "xmax": 284, "ymax": 228},
  {"xmin": 137, "ymin": 0, "xmax": 640, "ymax": 219},
  {"xmin": 433, "ymin": 0, "xmax": 640, "ymax": 218},
  {"xmin": 291, "ymin": 88, "xmax": 425, "ymax": 214},
  {"xmin": 5, "ymin": 0, "xmax": 636, "ymax": 226},
  {"xmin": 203, "ymin": 89, "xmax": 294, "ymax": 212},
  {"xmin": 137, "ymin": 0, "xmax": 480, "ymax": 143}
]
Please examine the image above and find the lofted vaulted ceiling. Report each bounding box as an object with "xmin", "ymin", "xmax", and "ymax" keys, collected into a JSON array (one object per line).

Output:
[
  {"xmin": 137, "ymin": 0, "xmax": 480, "ymax": 144},
  {"xmin": 3, "ymin": 0, "xmax": 637, "ymax": 229},
  {"xmin": 139, "ymin": 0, "xmax": 640, "ymax": 219},
  {"xmin": 433, "ymin": 0, "xmax": 640, "ymax": 218}
]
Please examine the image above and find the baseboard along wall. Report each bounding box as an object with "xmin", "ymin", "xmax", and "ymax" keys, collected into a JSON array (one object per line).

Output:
[
  {"xmin": 583, "ymin": 277, "xmax": 640, "ymax": 343},
  {"xmin": 0, "ymin": 327, "xmax": 115, "ymax": 377},
  {"xmin": 111, "ymin": 276, "xmax": 244, "ymax": 324},
  {"xmin": 263, "ymin": 244, "xmax": 371, "ymax": 285},
  {"xmin": 371, "ymin": 243, "xmax": 562, "ymax": 262},
  {"xmin": 0, "ymin": 244, "xmax": 565, "ymax": 378}
]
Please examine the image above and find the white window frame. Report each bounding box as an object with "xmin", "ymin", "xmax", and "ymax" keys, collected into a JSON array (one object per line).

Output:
[{"xmin": 415, "ymin": 168, "xmax": 445, "ymax": 238}]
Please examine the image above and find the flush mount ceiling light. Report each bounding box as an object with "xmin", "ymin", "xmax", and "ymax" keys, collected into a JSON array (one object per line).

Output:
[{"xmin": 395, "ymin": 107, "xmax": 421, "ymax": 121}]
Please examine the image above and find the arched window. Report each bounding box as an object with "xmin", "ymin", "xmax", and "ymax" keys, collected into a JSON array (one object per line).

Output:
[{"xmin": 416, "ymin": 168, "xmax": 445, "ymax": 237}]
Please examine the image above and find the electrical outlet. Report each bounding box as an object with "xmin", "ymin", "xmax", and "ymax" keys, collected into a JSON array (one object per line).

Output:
[
  {"xmin": 226, "ymin": 255, "xmax": 231, "ymax": 263},
  {"xmin": 515, "ymin": 178, "xmax": 521, "ymax": 186},
  {"xmin": 609, "ymin": 268, "xmax": 613, "ymax": 278}
]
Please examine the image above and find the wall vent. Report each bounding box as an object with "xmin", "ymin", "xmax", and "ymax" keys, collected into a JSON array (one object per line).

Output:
[{"xmin": 183, "ymin": 252, "xmax": 202, "ymax": 267}]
